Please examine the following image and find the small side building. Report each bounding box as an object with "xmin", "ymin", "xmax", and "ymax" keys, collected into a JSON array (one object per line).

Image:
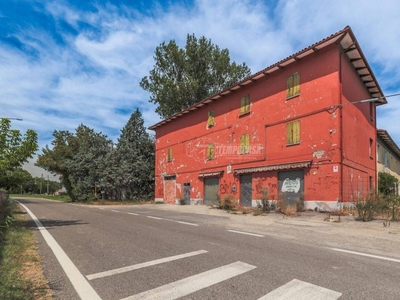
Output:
[{"xmin": 377, "ymin": 129, "xmax": 400, "ymax": 195}]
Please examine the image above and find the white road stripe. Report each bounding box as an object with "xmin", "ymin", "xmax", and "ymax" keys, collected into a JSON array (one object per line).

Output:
[
  {"xmin": 121, "ymin": 261, "xmax": 256, "ymax": 300},
  {"xmin": 87, "ymin": 250, "xmax": 208, "ymax": 280},
  {"xmin": 258, "ymin": 279, "xmax": 342, "ymax": 300},
  {"xmin": 176, "ymin": 221, "xmax": 199, "ymax": 226},
  {"xmin": 128, "ymin": 212, "xmax": 139, "ymax": 216},
  {"xmin": 227, "ymin": 230, "xmax": 264, "ymax": 237},
  {"xmin": 18, "ymin": 202, "xmax": 101, "ymax": 300},
  {"xmin": 147, "ymin": 216, "xmax": 163, "ymax": 220},
  {"xmin": 331, "ymin": 248, "xmax": 400, "ymax": 263},
  {"xmin": 111, "ymin": 210, "xmax": 120, "ymax": 213}
]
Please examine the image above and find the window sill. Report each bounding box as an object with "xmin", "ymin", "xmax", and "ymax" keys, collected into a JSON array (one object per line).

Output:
[
  {"xmin": 239, "ymin": 111, "xmax": 250, "ymax": 118},
  {"xmin": 286, "ymin": 142, "xmax": 300, "ymax": 147},
  {"xmin": 286, "ymin": 94, "xmax": 300, "ymax": 101}
]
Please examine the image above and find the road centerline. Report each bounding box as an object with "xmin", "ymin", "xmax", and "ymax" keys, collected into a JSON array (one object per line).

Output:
[
  {"xmin": 147, "ymin": 216, "xmax": 164, "ymax": 220},
  {"xmin": 330, "ymin": 248, "xmax": 400, "ymax": 263},
  {"xmin": 120, "ymin": 261, "xmax": 256, "ymax": 300},
  {"xmin": 127, "ymin": 212, "xmax": 139, "ymax": 216},
  {"xmin": 227, "ymin": 230, "xmax": 264, "ymax": 237},
  {"xmin": 176, "ymin": 221, "xmax": 199, "ymax": 226},
  {"xmin": 18, "ymin": 202, "xmax": 102, "ymax": 300},
  {"xmin": 86, "ymin": 250, "xmax": 208, "ymax": 280}
]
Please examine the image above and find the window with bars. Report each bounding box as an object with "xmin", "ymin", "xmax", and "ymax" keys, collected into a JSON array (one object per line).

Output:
[
  {"xmin": 286, "ymin": 73, "xmax": 300, "ymax": 99},
  {"xmin": 286, "ymin": 120, "xmax": 300, "ymax": 145},
  {"xmin": 240, "ymin": 95, "xmax": 250, "ymax": 115}
]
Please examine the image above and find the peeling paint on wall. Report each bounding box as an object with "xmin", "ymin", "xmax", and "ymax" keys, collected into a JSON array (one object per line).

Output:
[{"xmin": 313, "ymin": 150, "xmax": 326, "ymax": 159}]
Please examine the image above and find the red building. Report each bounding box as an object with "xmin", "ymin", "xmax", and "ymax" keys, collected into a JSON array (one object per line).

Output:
[{"xmin": 149, "ymin": 26, "xmax": 387, "ymax": 210}]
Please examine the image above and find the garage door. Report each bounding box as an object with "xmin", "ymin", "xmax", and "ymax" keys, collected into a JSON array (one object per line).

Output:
[
  {"xmin": 204, "ymin": 177, "xmax": 219, "ymax": 205},
  {"xmin": 240, "ymin": 174, "xmax": 252, "ymax": 207},
  {"xmin": 278, "ymin": 170, "xmax": 304, "ymax": 205}
]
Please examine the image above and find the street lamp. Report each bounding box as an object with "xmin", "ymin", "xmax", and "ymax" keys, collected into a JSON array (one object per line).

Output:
[{"xmin": 0, "ymin": 117, "xmax": 23, "ymax": 121}]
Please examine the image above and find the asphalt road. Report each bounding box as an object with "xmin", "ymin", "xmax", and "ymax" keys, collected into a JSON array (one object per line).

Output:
[{"xmin": 16, "ymin": 198, "xmax": 400, "ymax": 300}]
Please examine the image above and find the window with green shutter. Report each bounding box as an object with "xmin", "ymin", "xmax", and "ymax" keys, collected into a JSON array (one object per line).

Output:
[
  {"xmin": 240, "ymin": 133, "xmax": 250, "ymax": 154},
  {"xmin": 207, "ymin": 144, "xmax": 215, "ymax": 160},
  {"xmin": 207, "ymin": 110, "xmax": 215, "ymax": 127},
  {"xmin": 286, "ymin": 121, "xmax": 300, "ymax": 145},
  {"xmin": 240, "ymin": 95, "xmax": 250, "ymax": 115},
  {"xmin": 167, "ymin": 147, "xmax": 173, "ymax": 162},
  {"xmin": 286, "ymin": 73, "xmax": 300, "ymax": 99}
]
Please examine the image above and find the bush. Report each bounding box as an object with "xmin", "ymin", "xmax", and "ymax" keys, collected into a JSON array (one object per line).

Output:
[
  {"xmin": 0, "ymin": 191, "xmax": 15, "ymax": 228},
  {"xmin": 276, "ymin": 192, "xmax": 304, "ymax": 216},
  {"xmin": 256, "ymin": 188, "xmax": 275, "ymax": 212},
  {"xmin": 355, "ymin": 194, "xmax": 382, "ymax": 222},
  {"xmin": 219, "ymin": 194, "xmax": 237, "ymax": 211}
]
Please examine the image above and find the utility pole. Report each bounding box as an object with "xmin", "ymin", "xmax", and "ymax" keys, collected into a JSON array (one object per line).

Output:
[
  {"xmin": 40, "ymin": 173, "xmax": 43, "ymax": 195},
  {"xmin": 47, "ymin": 175, "xmax": 49, "ymax": 195}
]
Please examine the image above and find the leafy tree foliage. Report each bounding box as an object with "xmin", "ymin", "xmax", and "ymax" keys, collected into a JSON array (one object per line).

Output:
[
  {"xmin": 140, "ymin": 34, "xmax": 252, "ymax": 118},
  {"xmin": 378, "ymin": 172, "xmax": 399, "ymax": 196},
  {"xmin": 100, "ymin": 109, "xmax": 154, "ymax": 200},
  {"xmin": 36, "ymin": 125, "xmax": 111, "ymax": 201},
  {"xmin": 0, "ymin": 118, "xmax": 38, "ymax": 189},
  {"xmin": 37, "ymin": 111, "xmax": 154, "ymax": 202}
]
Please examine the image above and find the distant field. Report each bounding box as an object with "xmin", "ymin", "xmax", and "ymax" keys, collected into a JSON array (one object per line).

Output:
[{"xmin": 10, "ymin": 194, "xmax": 71, "ymax": 202}]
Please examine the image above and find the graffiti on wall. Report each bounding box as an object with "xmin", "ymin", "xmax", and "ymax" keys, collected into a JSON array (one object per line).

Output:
[{"xmin": 219, "ymin": 179, "xmax": 237, "ymax": 195}]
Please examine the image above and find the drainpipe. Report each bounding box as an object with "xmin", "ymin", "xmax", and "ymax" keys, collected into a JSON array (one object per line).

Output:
[{"xmin": 339, "ymin": 52, "xmax": 344, "ymax": 206}]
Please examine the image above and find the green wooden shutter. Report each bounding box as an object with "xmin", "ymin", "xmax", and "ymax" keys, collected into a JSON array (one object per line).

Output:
[
  {"xmin": 286, "ymin": 122, "xmax": 293, "ymax": 145},
  {"xmin": 245, "ymin": 133, "xmax": 250, "ymax": 154},
  {"xmin": 293, "ymin": 121, "xmax": 300, "ymax": 144},
  {"xmin": 207, "ymin": 110, "xmax": 215, "ymax": 127},
  {"xmin": 240, "ymin": 97, "xmax": 245, "ymax": 114},
  {"xmin": 207, "ymin": 144, "xmax": 214, "ymax": 159},
  {"xmin": 293, "ymin": 73, "xmax": 300, "ymax": 96},
  {"xmin": 167, "ymin": 148, "xmax": 172, "ymax": 162},
  {"xmin": 286, "ymin": 75, "xmax": 294, "ymax": 98}
]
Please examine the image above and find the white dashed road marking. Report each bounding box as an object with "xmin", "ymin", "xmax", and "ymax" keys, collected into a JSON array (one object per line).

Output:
[
  {"xmin": 147, "ymin": 216, "xmax": 163, "ymax": 220},
  {"xmin": 331, "ymin": 248, "xmax": 400, "ymax": 263},
  {"xmin": 176, "ymin": 221, "xmax": 199, "ymax": 226},
  {"xmin": 227, "ymin": 230, "xmax": 264, "ymax": 237},
  {"xmin": 127, "ymin": 212, "xmax": 139, "ymax": 216}
]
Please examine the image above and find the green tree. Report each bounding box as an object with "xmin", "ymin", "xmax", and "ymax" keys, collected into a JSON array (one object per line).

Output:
[
  {"xmin": 100, "ymin": 109, "xmax": 154, "ymax": 200},
  {"xmin": 378, "ymin": 172, "xmax": 399, "ymax": 196},
  {"xmin": 36, "ymin": 125, "xmax": 111, "ymax": 201},
  {"xmin": 140, "ymin": 34, "xmax": 251, "ymax": 118},
  {"xmin": 0, "ymin": 118, "xmax": 38, "ymax": 189}
]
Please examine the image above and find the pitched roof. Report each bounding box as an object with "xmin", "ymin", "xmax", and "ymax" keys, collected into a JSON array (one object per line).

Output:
[
  {"xmin": 377, "ymin": 129, "xmax": 400, "ymax": 160},
  {"xmin": 149, "ymin": 26, "xmax": 386, "ymax": 130}
]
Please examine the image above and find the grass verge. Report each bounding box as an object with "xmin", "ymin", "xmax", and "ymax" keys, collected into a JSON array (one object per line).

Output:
[{"xmin": 0, "ymin": 205, "xmax": 52, "ymax": 300}]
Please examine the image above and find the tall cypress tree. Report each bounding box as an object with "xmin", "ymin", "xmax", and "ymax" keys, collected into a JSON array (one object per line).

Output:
[{"xmin": 103, "ymin": 109, "xmax": 154, "ymax": 200}]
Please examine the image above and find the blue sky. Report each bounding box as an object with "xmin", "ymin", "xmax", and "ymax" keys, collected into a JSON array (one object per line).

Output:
[{"xmin": 1, "ymin": 0, "xmax": 400, "ymax": 176}]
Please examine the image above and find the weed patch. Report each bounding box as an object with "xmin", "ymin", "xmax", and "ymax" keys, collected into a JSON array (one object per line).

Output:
[{"xmin": 0, "ymin": 206, "xmax": 52, "ymax": 299}]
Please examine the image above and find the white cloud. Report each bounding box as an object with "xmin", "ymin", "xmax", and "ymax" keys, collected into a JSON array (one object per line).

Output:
[{"xmin": 2, "ymin": 0, "xmax": 400, "ymax": 174}]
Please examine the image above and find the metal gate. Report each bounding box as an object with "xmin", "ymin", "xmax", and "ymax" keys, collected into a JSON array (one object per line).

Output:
[
  {"xmin": 240, "ymin": 174, "xmax": 252, "ymax": 207},
  {"xmin": 183, "ymin": 183, "xmax": 191, "ymax": 205},
  {"xmin": 204, "ymin": 177, "xmax": 219, "ymax": 205},
  {"xmin": 278, "ymin": 170, "xmax": 304, "ymax": 204}
]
